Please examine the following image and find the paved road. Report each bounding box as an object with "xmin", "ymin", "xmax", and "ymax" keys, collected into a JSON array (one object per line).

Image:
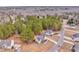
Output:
[
  {"xmin": 48, "ymin": 27, "xmax": 65, "ymax": 52},
  {"xmin": 48, "ymin": 20, "xmax": 78, "ymax": 52}
]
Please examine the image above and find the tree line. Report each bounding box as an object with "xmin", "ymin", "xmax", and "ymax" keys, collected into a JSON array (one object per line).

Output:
[{"xmin": 0, "ymin": 15, "xmax": 62, "ymax": 43}]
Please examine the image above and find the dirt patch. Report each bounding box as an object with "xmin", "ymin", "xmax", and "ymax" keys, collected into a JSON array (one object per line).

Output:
[{"xmin": 7, "ymin": 34, "xmax": 54, "ymax": 52}]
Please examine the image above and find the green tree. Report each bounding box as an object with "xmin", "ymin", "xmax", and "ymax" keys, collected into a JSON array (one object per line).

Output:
[
  {"xmin": 42, "ymin": 17, "xmax": 53, "ymax": 30},
  {"xmin": 67, "ymin": 18, "xmax": 74, "ymax": 25},
  {"xmin": 27, "ymin": 16, "xmax": 37, "ymax": 21},
  {"xmin": 0, "ymin": 24, "xmax": 4, "ymax": 39},
  {"xmin": 32, "ymin": 20, "xmax": 43, "ymax": 35},
  {"xmin": 27, "ymin": 16, "xmax": 43, "ymax": 35},
  {"xmin": 42, "ymin": 18, "xmax": 49, "ymax": 30},
  {"xmin": 14, "ymin": 16, "xmax": 25, "ymax": 34},
  {"xmin": 6, "ymin": 23, "xmax": 15, "ymax": 36},
  {"xmin": 52, "ymin": 17, "xmax": 62, "ymax": 31},
  {"xmin": 20, "ymin": 25, "xmax": 35, "ymax": 42},
  {"xmin": 0, "ymin": 24, "xmax": 9, "ymax": 39},
  {"xmin": 0, "ymin": 18, "xmax": 15, "ymax": 39}
]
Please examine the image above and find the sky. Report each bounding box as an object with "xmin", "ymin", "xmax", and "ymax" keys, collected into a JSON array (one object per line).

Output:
[{"xmin": 0, "ymin": 0, "xmax": 79, "ymax": 6}]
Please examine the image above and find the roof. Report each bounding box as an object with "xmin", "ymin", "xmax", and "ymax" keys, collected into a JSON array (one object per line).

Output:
[
  {"xmin": 35, "ymin": 35, "xmax": 44, "ymax": 43},
  {"xmin": 44, "ymin": 30, "xmax": 53, "ymax": 36},
  {"xmin": 0, "ymin": 40, "xmax": 14, "ymax": 49},
  {"xmin": 36, "ymin": 35, "xmax": 44, "ymax": 41},
  {"xmin": 14, "ymin": 44, "xmax": 21, "ymax": 52},
  {"xmin": 72, "ymin": 33, "xmax": 79, "ymax": 41},
  {"xmin": 72, "ymin": 45, "xmax": 79, "ymax": 52}
]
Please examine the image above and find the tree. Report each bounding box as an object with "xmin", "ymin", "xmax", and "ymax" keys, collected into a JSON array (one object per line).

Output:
[
  {"xmin": 0, "ymin": 15, "xmax": 16, "ymax": 39},
  {"xmin": 42, "ymin": 16, "xmax": 54, "ymax": 30},
  {"xmin": 42, "ymin": 18, "xmax": 49, "ymax": 30},
  {"xmin": 14, "ymin": 16, "xmax": 25, "ymax": 34},
  {"xmin": 20, "ymin": 25, "xmax": 35, "ymax": 42},
  {"xmin": 0, "ymin": 22, "xmax": 15, "ymax": 39},
  {"xmin": 42, "ymin": 16, "xmax": 62, "ymax": 31},
  {"xmin": 67, "ymin": 18, "xmax": 74, "ymax": 25},
  {"xmin": 27, "ymin": 16, "xmax": 43, "ymax": 35},
  {"xmin": 32, "ymin": 20, "xmax": 43, "ymax": 35},
  {"xmin": 52, "ymin": 17, "xmax": 62, "ymax": 31},
  {"xmin": 14, "ymin": 16, "xmax": 35, "ymax": 43},
  {"xmin": 0, "ymin": 24, "xmax": 4, "ymax": 39},
  {"xmin": 0, "ymin": 15, "xmax": 62, "ymax": 42},
  {"xmin": 27, "ymin": 16, "xmax": 37, "ymax": 21},
  {"xmin": 0, "ymin": 24, "xmax": 10, "ymax": 39},
  {"xmin": 6, "ymin": 23, "xmax": 15, "ymax": 36}
]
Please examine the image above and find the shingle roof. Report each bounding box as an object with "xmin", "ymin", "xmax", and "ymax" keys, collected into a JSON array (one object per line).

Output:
[
  {"xmin": 35, "ymin": 35, "xmax": 45, "ymax": 43},
  {"xmin": 72, "ymin": 45, "xmax": 79, "ymax": 52},
  {"xmin": 44, "ymin": 30, "xmax": 53, "ymax": 36},
  {"xmin": 36, "ymin": 35, "xmax": 44, "ymax": 41},
  {"xmin": 72, "ymin": 33, "xmax": 79, "ymax": 41},
  {"xmin": 0, "ymin": 40, "xmax": 14, "ymax": 48}
]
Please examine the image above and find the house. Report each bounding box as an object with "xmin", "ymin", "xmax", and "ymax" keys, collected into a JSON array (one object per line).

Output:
[
  {"xmin": 67, "ymin": 15, "xmax": 79, "ymax": 26},
  {"xmin": 71, "ymin": 45, "xmax": 79, "ymax": 52},
  {"xmin": 14, "ymin": 44, "xmax": 21, "ymax": 52},
  {"xmin": 0, "ymin": 40, "xmax": 14, "ymax": 49},
  {"xmin": 35, "ymin": 30, "xmax": 54, "ymax": 44},
  {"xmin": 72, "ymin": 33, "xmax": 79, "ymax": 42},
  {"xmin": 71, "ymin": 33, "xmax": 79, "ymax": 52},
  {"xmin": 35, "ymin": 35, "xmax": 47, "ymax": 44},
  {"xmin": 0, "ymin": 39, "xmax": 21, "ymax": 52},
  {"xmin": 44, "ymin": 30, "xmax": 54, "ymax": 36}
]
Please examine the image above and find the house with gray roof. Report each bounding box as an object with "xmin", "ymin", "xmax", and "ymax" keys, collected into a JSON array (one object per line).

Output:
[
  {"xmin": 0, "ymin": 40, "xmax": 14, "ymax": 49},
  {"xmin": 72, "ymin": 33, "xmax": 79, "ymax": 41},
  {"xmin": 44, "ymin": 30, "xmax": 54, "ymax": 36},
  {"xmin": 35, "ymin": 35, "xmax": 47, "ymax": 44},
  {"xmin": 71, "ymin": 45, "xmax": 79, "ymax": 52},
  {"xmin": 71, "ymin": 33, "xmax": 79, "ymax": 52}
]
